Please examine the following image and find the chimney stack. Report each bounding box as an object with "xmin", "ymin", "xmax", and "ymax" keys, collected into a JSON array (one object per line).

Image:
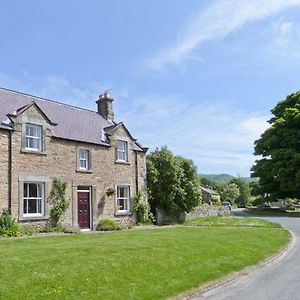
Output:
[{"xmin": 96, "ymin": 91, "xmax": 114, "ymax": 122}]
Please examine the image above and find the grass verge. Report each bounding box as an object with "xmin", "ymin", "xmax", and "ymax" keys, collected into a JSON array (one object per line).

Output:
[
  {"xmin": 246, "ymin": 208, "xmax": 300, "ymax": 217},
  {"xmin": 0, "ymin": 218, "xmax": 289, "ymax": 299}
]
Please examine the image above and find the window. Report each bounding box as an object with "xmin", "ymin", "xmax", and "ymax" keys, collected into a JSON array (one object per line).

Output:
[
  {"xmin": 23, "ymin": 182, "xmax": 44, "ymax": 216},
  {"xmin": 25, "ymin": 124, "xmax": 42, "ymax": 151},
  {"xmin": 116, "ymin": 140, "xmax": 128, "ymax": 162},
  {"xmin": 78, "ymin": 149, "xmax": 91, "ymax": 171},
  {"xmin": 116, "ymin": 186, "xmax": 130, "ymax": 213}
]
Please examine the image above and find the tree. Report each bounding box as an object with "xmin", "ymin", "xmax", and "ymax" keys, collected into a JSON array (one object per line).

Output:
[
  {"xmin": 221, "ymin": 183, "xmax": 240, "ymax": 205},
  {"xmin": 251, "ymin": 91, "xmax": 300, "ymax": 200},
  {"xmin": 230, "ymin": 178, "xmax": 251, "ymax": 207},
  {"xmin": 147, "ymin": 146, "xmax": 201, "ymax": 217}
]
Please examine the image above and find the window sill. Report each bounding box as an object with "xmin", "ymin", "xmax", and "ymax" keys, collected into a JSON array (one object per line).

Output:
[
  {"xmin": 115, "ymin": 160, "xmax": 130, "ymax": 165},
  {"xmin": 115, "ymin": 212, "xmax": 132, "ymax": 216},
  {"xmin": 21, "ymin": 149, "xmax": 47, "ymax": 156},
  {"xmin": 76, "ymin": 169, "xmax": 93, "ymax": 174},
  {"xmin": 19, "ymin": 215, "xmax": 49, "ymax": 221}
]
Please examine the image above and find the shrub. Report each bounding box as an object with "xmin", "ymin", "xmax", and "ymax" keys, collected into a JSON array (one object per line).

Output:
[
  {"xmin": 96, "ymin": 219, "xmax": 121, "ymax": 231},
  {"xmin": 63, "ymin": 225, "xmax": 80, "ymax": 234},
  {"xmin": 0, "ymin": 209, "xmax": 21, "ymax": 237},
  {"xmin": 132, "ymin": 191, "xmax": 155, "ymax": 224},
  {"xmin": 20, "ymin": 224, "xmax": 37, "ymax": 236},
  {"xmin": 48, "ymin": 178, "xmax": 69, "ymax": 226}
]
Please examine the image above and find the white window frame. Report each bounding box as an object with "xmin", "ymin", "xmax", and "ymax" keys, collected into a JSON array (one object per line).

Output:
[
  {"xmin": 116, "ymin": 140, "xmax": 128, "ymax": 162},
  {"xmin": 25, "ymin": 123, "xmax": 42, "ymax": 152},
  {"xmin": 78, "ymin": 149, "xmax": 90, "ymax": 171},
  {"xmin": 23, "ymin": 182, "xmax": 45, "ymax": 217},
  {"xmin": 116, "ymin": 186, "xmax": 131, "ymax": 214}
]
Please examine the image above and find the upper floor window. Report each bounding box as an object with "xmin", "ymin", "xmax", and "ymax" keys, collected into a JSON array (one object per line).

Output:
[
  {"xmin": 116, "ymin": 186, "xmax": 130, "ymax": 214},
  {"xmin": 25, "ymin": 124, "xmax": 42, "ymax": 151},
  {"xmin": 116, "ymin": 140, "xmax": 128, "ymax": 162},
  {"xmin": 78, "ymin": 149, "xmax": 91, "ymax": 171},
  {"xmin": 23, "ymin": 182, "xmax": 44, "ymax": 217}
]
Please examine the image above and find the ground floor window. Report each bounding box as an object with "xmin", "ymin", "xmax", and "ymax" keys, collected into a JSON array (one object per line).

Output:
[
  {"xmin": 23, "ymin": 182, "xmax": 44, "ymax": 216},
  {"xmin": 116, "ymin": 186, "xmax": 130, "ymax": 214}
]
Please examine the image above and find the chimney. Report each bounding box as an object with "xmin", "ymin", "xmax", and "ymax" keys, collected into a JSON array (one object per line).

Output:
[{"xmin": 96, "ymin": 91, "xmax": 114, "ymax": 122}]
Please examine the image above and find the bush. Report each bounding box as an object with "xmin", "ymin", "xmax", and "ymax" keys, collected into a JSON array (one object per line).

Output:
[
  {"xmin": 20, "ymin": 224, "xmax": 37, "ymax": 236},
  {"xmin": 63, "ymin": 225, "xmax": 80, "ymax": 234},
  {"xmin": 132, "ymin": 191, "xmax": 155, "ymax": 224},
  {"xmin": 96, "ymin": 219, "xmax": 121, "ymax": 231},
  {"xmin": 0, "ymin": 209, "xmax": 21, "ymax": 237},
  {"xmin": 48, "ymin": 178, "xmax": 69, "ymax": 226}
]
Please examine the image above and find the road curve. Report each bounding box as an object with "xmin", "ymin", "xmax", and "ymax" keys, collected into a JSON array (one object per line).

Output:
[{"xmin": 190, "ymin": 212, "xmax": 300, "ymax": 300}]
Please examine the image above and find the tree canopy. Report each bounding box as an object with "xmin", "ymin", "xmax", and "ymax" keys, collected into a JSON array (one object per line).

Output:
[
  {"xmin": 147, "ymin": 146, "xmax": 202, "ymax": 217},
  {"xmin": 220, "ymin": 183, "xmax": 240, "ymax": 205},
  {"xmin": 230, "ymin": 178, "xmax": 251, "ymax": 207},
  {"xmin": 251, "ymin": 91, "xmax": 300, "ymax": 200}
]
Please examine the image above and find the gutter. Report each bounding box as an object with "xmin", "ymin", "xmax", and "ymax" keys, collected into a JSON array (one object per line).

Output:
[{"xmin": 8, "ymin": 130, "xmax": 12, "ymax": 211}]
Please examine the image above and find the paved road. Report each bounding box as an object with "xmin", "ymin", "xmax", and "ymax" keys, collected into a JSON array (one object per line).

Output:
[{"xmin": 191, "ymin": 211, "xmax": 300, "ymax": 300}]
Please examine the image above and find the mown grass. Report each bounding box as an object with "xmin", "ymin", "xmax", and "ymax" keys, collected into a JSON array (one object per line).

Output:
[
  {"xmin": 184, "ymin": 216, "xmax": 282, "ymax": 228},
  {"xmin": 246, "ymin": 208, "xmax": 300, "ymax": 217},
  {"xmin": 0, "ymin": 218, "xmax": 289, "ymax": 300}
]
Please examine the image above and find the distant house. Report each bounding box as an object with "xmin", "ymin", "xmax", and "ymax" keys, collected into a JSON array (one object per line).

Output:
[
  {"xmin": 0, "ymin": 87, "xmax": 148, "ymax": 230},
  {"xmin": 200, "ymin": 186, "xmax": 220, "ymax": 205}
]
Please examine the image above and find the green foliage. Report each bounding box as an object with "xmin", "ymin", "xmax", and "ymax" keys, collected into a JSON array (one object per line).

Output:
[
  {"xmin": 252, "ymin": 91, "xmax": 300, "ymax": 200},
  {"xmin": 0, "ymin": 209, "xmax": 21, "ymax": 237},
  {"xmin": 147, "ymin": 146, "xmax": 202, "ymax": 217},
  {"xmin": 63, "ymin": 225, "xmax": 80, "ymax": 234},
  {"xmin": 96, "ymin": 219, "xmax": 121, "ymax": 231},
  {"xmin": 221, "ymin": 183, "xmax": 240, "ymax": 205},
  {"xmin": 48, "ymin": 178, "xmax": 69, "ymax": 226},
  {"xmin": 132, "ymin": 191, "xmax": 155, "ymax": 224},
  {"xmin": 230, "ymin": 178, "xmax": 251, "ymax": 207}
]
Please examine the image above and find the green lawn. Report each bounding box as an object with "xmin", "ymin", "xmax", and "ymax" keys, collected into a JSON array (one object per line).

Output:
[
  {"xmin": 184, "ymin": 216, "xmax": 282, "ymax": 227},
  {"xmin": 246, "ymin": 208, "xmax": 300, "ymax": 217},
  {"xmin": 0, "ymin": 218, "xmax": 290, "ymax": 300}
]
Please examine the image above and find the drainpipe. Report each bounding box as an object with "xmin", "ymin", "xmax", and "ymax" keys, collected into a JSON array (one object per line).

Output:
[
  {"xmin": 8, "ymin": 130, "xmax": 12, "ymax": 211},
  {"xmin": 135, "ymin": 151, "xmax": 139, "ymax": 194}
]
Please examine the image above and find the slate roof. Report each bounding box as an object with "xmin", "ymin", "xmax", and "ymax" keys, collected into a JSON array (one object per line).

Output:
[{"xmin": 0, "ymin": 87, "xmax": 144, "ymax": 151}]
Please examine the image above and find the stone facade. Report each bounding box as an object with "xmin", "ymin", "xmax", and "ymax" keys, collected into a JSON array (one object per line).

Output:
[
  {"xmin": 0, "ymin": 100, "xmax": 147, "ymax": 229},
  {"xmin": 0, "ymin": 129, "xmax": 9, "ymax": 212}
]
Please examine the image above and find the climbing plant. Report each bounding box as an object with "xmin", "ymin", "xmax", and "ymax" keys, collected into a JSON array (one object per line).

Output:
[{"xmin": 48, "ymin": 178, "xmax": 69, "ymax": 226}]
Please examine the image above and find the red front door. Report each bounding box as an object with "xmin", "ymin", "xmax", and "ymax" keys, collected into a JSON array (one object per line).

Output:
[{"xmin": 78, "ymin": 191, "xmax": 90, "ymax": 229}]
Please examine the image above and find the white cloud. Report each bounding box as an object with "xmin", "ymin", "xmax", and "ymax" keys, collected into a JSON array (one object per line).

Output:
[
  {"xmin": 144, "ymin": 0, "xmax": 300, "ymax": 71},
  {"xmin": 115, "ymin": 92, "xmax": 270, "ymax": 176}
]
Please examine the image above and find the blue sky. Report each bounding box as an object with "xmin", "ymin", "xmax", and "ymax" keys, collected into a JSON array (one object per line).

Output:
[{"xmin": 1, "ymin": 0, "xmax": 300, "ymax": 176}]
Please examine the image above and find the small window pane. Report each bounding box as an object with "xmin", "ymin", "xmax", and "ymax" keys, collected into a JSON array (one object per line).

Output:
[
  {"xmin": 23, "ymin": 199, "xmax": 27, "ymax": 214},
  {"xmin": 28, "ymin": 183, "xmax": 38, "ymax": 197}
]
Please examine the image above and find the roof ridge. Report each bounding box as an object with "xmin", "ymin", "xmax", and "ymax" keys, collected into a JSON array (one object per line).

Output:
[{"xmin": 0, "ymin": 86, "xmax": 100, "ymax": 115}]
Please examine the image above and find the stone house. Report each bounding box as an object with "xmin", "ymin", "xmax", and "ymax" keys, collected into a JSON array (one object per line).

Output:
[
  {"xmin": 0, "ymin": 87, "xmax": 148, "ymax": 229},
  {"xmin": 200, "ymin": 186, "xmax": 220, "ymax": 205}
]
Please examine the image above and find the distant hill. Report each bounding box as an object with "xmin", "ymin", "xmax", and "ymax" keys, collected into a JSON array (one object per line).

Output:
[{"xmin": 200, "ymin": 174, "xmax": 258, "ymax": 184}]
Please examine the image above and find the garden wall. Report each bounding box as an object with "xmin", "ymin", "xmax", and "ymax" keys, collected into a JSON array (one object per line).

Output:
[{"xmin": 156, "ymin": 205, "xmax": 231, "ymax": 225}]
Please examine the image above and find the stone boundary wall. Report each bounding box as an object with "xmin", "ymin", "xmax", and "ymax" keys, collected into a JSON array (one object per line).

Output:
[{"xmin": 156, "ymin": 205, "xmax": 231, "ymax": 225}]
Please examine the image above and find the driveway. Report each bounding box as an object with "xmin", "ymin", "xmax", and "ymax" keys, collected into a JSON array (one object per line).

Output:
[{"xmin": 190, "ymin": 210, "xmax": 300, "ymax": 300}]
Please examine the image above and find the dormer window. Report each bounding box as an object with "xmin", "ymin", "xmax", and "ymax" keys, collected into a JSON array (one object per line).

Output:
[
  {"xmin": 116, "ymin": 140, "xmax": 128, "ymax": 162},
  {"xmin": 25, "ymin": 124, "xmax": 42, "ymax": 151}
]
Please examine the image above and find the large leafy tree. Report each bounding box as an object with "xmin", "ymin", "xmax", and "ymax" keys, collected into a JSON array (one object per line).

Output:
[
  {"xmin": 147, "ymin": 146, "xmax": 201, "ymax": 217},
  {"xmin": 230, "ymin": 178, "xmax": 251, "ymax": 207},
  {"xmin": 220, "ymin": 183, "xmax": 240, "ymax": 205},
  {"xmin": 252, "ymin": 91, "xmax": 300, "ymax": 199}
]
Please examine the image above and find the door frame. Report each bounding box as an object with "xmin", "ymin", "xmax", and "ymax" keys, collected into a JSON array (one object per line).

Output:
[{"xmin": 77, "ymin": 187, "xmax": 92, "ymax": 230}]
